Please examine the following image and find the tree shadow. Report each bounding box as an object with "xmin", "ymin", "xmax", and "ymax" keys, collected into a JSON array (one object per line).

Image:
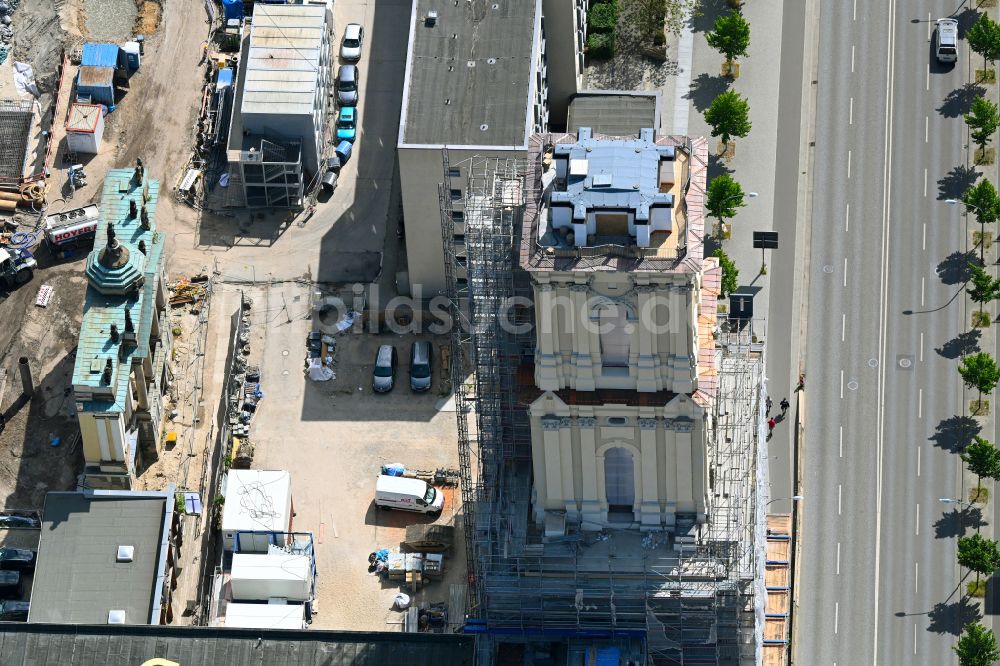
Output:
[
  {"xmin": 691, "ymin": 0, "xmax": 727, "ymax": 33},
  {"xmin": 707, "ymin": 152, "xmax": 734, "ymax": 180},
  {"xmin": 936, "ymin": 329, "xmax": 982, "ymax": 359},
  {"xmin": 934, "ymin": 506, "xmax": 986, "ymax": 539},
  {"xmin": 938, "ymin": 83, "xmax": 986, "ymax": 118},
  {"xmin": 927, "ymin": 596, "xmax": 981, "ymax": 636},
  {"xmin": 954, "ymin": 7, "xmax": 981, "ymax": 37},
  {"xmin": 936, "ymin": 250, "xmax": 976, "ymax": 285},
  {"xmin": 938, "ymin": 164, "xmax": 980, "ymax": 201},
  {"xmin": 929, "ymin": 414, "xmax": 981, "ymax": 454},
  {"xmin": 686, "ymin": 72, "xmax": 731, "ymax": 112}
]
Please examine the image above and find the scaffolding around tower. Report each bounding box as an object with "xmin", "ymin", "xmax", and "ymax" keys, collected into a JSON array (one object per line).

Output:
[{"xmin": 440, "ymin": 147, "xmax": 768, "ymax": 665}]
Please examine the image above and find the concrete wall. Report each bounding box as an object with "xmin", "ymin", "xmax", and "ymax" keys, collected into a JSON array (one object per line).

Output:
[
  {"xmin": 398, "ymin": 145, "xmax": 527, "ymax": 297},
  {"xmin": 528, "ymin": 391, "xmax": 708, "ymax": 530},
  {"xmin": 542, "ymin": 0, "xmax": 584, "ymax": 126},
  {"xmin": 532, "ymin": 272, "xmax": 701, "ymax": 393}
]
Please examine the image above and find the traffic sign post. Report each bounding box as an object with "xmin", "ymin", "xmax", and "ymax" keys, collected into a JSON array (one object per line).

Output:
[{"xmin": 752, "ymin": 231, "xmax": 779, "ymax": 274}]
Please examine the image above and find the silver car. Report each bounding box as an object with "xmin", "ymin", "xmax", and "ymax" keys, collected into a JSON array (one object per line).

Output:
[
  {"xmin": 341, "ymin": 23, "xmax": 363, "ymax": 61},
  {"xmin": 372, "ymin": 345, "xmax": 397, "ymax": 392},
  {"xmin": 337, "ymin": 64, "xmax": 359, "ymax": 106}
]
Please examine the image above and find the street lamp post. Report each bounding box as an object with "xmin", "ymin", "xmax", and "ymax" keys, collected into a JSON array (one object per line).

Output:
[
  {"xmin": 765, "ymin": 495, "xmax": 804, "ymax": 510},
  {"xmin": 939, "ymin": 497, "xmax": 974, "ymax": 508},
  {"xmin": 945, "ymin": 198, "xmax": 990, "ymax": 262}
]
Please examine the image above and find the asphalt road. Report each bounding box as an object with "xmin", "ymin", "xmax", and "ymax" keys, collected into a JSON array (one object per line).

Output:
[{"xmin": 798, "ymin": 0, "xmax": 968, "ymax": 663}]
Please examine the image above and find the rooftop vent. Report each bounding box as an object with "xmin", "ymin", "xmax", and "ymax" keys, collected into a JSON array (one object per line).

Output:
[
  {"xmin": 425, "ymin": 10, "xmax": 438, "ymax": 26},
  {"xmin": 569, "ymin": 159, "xmax": 588, "ymax": 176},
  {"xmin": 116, "ymin": 545, "xmax": 134, "ymax": 562},
  {"xmin": 592, "ymin": 173, "xmax": 613, "ymax": 187},
  {"xmin": 108, "ymin": 610, "xmax": 126, "ymax": 624}
]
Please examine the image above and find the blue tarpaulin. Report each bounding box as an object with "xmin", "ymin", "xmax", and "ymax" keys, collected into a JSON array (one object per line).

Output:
[
  {"xmin": 81, "ymin": 43, "xmax": 123, "ymax": 69},
  {"xmin": 221, "ymin": 0, "xmax": 243, "ymax": 20}
]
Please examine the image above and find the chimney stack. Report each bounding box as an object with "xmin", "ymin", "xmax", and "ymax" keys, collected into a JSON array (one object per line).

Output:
[
  {"xmin": 129, "ymin": 199, "xmax": 137, "ymax": 218},
  {"xmin": 101, "ymin": 359, "xmax": 113, "ymax": 385},
  {"xmin": 138, "ymin": 240, "xmax": 147, "ymax": 255},
  {"xmin": 110, "ymin": 323, "xmax": 120, "ymax": 343},
  {"xmin": 140, "ymin": 205, "xmax": 150, "ymax": 230}
]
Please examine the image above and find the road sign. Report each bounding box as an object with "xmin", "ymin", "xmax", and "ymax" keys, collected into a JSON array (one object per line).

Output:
[
  {"xmin": 753, "ymin": 231, "xmax": 779, "ymax": 249},
  {"xmin": 730, "ymin": 292, "xmax": 754, "ymax": 319}
]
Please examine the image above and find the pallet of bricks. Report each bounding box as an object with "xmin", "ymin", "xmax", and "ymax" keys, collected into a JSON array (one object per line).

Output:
[{"xmin": 231, "ymin": 365, "xmax": 260, "ymax": 469}]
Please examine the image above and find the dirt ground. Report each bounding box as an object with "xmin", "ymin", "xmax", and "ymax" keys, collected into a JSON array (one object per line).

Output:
[{"xmin": 210, "ymin": 283, "xmax": 467, "ymax": 631}]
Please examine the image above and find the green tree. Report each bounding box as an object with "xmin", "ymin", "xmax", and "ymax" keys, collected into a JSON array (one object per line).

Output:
[
  {"xmin": 960, "ymin": 352, "xmax": 1000, "ymax": 401},
  {"xmin": 968, "ymin": 14, "xmax": 1000, "ymax": 67},
  {"xmin": 963, "ymin": 179, "xmax": 1000, "ymax": 261},
  {"xmin": 966, "ymin": 96, "xmax": 1000, "ymax": 155},
  {"xmin": 713, "ymin": 248, "xmax": 739, "ymax": 297},
  {"xmin": 959, "ymin": 533, "xmax": 1000, "ymax": 592},
  {"xmin": 706, "ymin": 11, "xmax": 750, "ymax": 66},
  {"xmin": 955, "ymin": 622, "xmax": 1000, "ymax": 666},
  {"xmin": 962, "ymin": 437, "xmax": 1000, "ymax": 492},
  {"xmin": 635, "ymin": 0, "xmax": 667, "ymax": 41},
  {"xmin": 704, "ymin": 90, "xmax": 752, "ymax": 149},
  {"xmin": 706, "ymin": 174, "xmax": 745, "ymax": 238},
  {"xmin": 968, "ymin": 262, "xmax": 1000, "ymax": 306}
]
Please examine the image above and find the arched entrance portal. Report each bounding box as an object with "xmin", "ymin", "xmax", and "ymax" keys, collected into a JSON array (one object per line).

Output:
[{"xmin": 604, "ymin": 446, "xmax": 635, "ymax": 523}]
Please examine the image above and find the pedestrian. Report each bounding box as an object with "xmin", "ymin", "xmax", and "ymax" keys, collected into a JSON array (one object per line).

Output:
[
  {"xmin": 780, "ymin": 398, "xmax": 789, "ymax": 414},
  {"xmin": 766, "ymin": 397, "xmax": 773, "ymax": 415},
  {"xmin": 768, "ymin": 417, "xmax": 776, "ymax": 432},
  {"xmin": 795, "ymin": 372, "xmax": 806, "ymax": 392}
]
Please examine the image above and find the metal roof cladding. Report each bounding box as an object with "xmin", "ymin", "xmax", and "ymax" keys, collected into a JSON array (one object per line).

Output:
[{"xmin": 81, "ymin": 43, "xmax": 123, "ymax": 69}]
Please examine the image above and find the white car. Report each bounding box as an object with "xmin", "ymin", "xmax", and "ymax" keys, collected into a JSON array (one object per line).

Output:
[
  {"xmin": 341, "ymin": 23, "xmax": 364, "ymax": 61},
  {"xmin": 935, "ymin": 18, "xmax": 958, "ymax": 64}
]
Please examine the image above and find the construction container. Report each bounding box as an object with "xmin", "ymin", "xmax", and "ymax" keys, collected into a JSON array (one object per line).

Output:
[
  {"xmin": 76, "ymin": 67, "xmax": 115, "ymax": 107},
  {"xmin": 221, "ymin": 469, "xmax": 293, "ymax": 552},
  {"xmin": 230, "ymin": 553, "xmax": 311, "ymax": 601},
  {"xmin": 81, "ymin": 43, "xmax": 123, "ymax": 69},
  {"xmin": 224, "ymin": 602, "xmax": 306, "ymax": 629},
  {"xmin": 65, "ymin": 103, "xmax": 105, "ymax": 155},
  {"xmin": 122, "ymin": 42, "xmax": 141, "ymax": 72}
]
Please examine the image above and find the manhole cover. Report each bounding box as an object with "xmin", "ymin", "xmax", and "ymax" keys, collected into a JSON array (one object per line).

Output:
[
  {"xmin": 823, "ymin": 265, "xmax": 834, "ymax": 274},
  {"xmin": 282, "ymin": 350, "xmax": 289, "ymax": 356},
  {"xmin": 897, "ymin": 354, "xmax": 914, "ymax": 370},
  {"xmin": 847, "ymin": 380, "xmax": 859, "ymax": 391},
  {"xmin": 868, "ymin": 358, "xmax": 879, "ymax": 368}
]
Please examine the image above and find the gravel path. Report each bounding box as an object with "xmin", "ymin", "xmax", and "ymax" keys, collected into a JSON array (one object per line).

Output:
[{"xmin": 84, "ymin": 0, "xmax": 137, "ymax": 42}]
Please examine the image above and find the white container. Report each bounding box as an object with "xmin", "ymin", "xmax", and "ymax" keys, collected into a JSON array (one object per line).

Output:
[
  {"xmin": 224, "ymin": 602, "xmax": 306, "ymax": 629},
  {"xmin": 65, "ymin": 103, "xmax": 104, "ymax": 155},
  {"xmin": 230, "ymin": 552, "xmax": 311, "ymax": 601},
  {"xmin": 222, "ymin": 470, "xmax": 293, "ymax": 551}
]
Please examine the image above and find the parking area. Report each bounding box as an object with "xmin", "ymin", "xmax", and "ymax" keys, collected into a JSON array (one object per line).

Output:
[{"xmin": 211, "ymin": 282, "xmax": 465, "ymax": 631}]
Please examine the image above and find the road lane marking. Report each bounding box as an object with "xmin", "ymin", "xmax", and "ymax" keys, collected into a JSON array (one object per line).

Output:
[
  {"xmin": 926, "ymin": 63, "xmax": 929, "ymax": 90},
  {"xmin": 873, "ymin": 0, "xmax": 898, "ymax": 659},
  {"xmin": 914, "ymin": 624, "xmax": 917, "ymax": 654},
  {"xmin": 853, "ymin": 0, "xmax": 856, "ymax": 20},
  {"xmin": 844, "ymin": 257, "xmax": 848, "ymax": 287},
  {"xmin": 925, "ymin": 116, "xmax": 928, "ymax": 143},
  {"xmin": 921, "ymin": 277, "xmax": 925, "ymax": 306},
  {"xmin": 918, "ymin": 388, "xmax": 922, "ymax": 419},
  {"xmin": 922, "ymin": 222, "xmax": 926, "ymax": 250},
  {"xmin": 841, "ymin": 313, "xmax": 846, "ymax": 341},
  {"xmin": 845, "ymin": 204, "xmax": 850, "ymax": 232},
  {"xmin": 849, "ymin": 97, "xmax": 854, "ymax": 124},
  {"xmin": 837, "ymin": 542, "xmax": 841, "ymax": 574},
  {"xmin": 919, "ymin": 332, "xmax": 924, "ymax": 361},
  {"xmin": 847, "ymin": 150, "xmax": 852, "ymax": 179},
  {"xmin": 852, "ymin": 45, "xmax": 856, "ymax": 72},
  {"xmin": 927, "ymin": 12, "xmax": 931, "ymax": 40},
  {"xmin": 915, "ymin": 561, "xmax": 919, "ymax": 593},
  {"xmin": 838, "ymin": 484, "xmax": 842, "ymax": 515},
  {"xmin": 915, "ymin": 503, "xmax": 920, "ymax": 535},
  {"xmin": 835, "ymin": 602, "xmax": 840, "ymax": 634},
  {"xmin": 923, "ymin": 168, "xmax": 927, "ymax": 197},
  {"xmin": 839, "ymin": 426, "xmax": 843, "ymax": 458},
  {"xmin": 917, "ymin": 445, "xmax": 921, "ymax": 476},
  {"xmin": 840, "ymin": 370, "xmax": 845, "ymax": 399}
]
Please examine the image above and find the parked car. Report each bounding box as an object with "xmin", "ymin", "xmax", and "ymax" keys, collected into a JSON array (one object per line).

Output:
[
  {"xmin": 0, "ymin": 515, "xmax": 39, "ymax": 529},
  {"xmin": 341, "ymin": 23, "xmax": 364, "ymax": 61},
  {"xmin": 372, "ymin": 345, "xmax": 397, "ymax": 393},
  {"xmin": 337, "ymin": 64, "xmax": 359, "ymax": 106},
  {"xmin": 409, "ymin": 341, "xmax": 432, "ymax": 392},
  {"xmin": 0, "ymin": 572, "xmax": 22, "ymax": 600},
  {"xmin": 336, "ymin": 106, "xmax": 357, "ymax": 143},
  {"xmin": 0, "ymin": 548, "xmax": 35, "ymax": 572},
  {"xmin": 0, "ymin": 599, "xmax": 29, "ymax": 621}
]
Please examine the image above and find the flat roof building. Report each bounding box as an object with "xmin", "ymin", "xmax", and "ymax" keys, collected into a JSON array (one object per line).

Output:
[
  {"xmin": 28, "ymin": 487, "xmax": 176, "ymax": 625},
  {"xmin": 397, "ymin": 0, "xmax": 547, "ymax": 296},
  {"xmin": 226, "ymin": 3, "xmax": 332, "ymax": 208}
]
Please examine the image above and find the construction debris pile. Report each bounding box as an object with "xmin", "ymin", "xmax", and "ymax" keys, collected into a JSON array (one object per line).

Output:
[
  {"xmin": 0, "ymin": 0, "xmax": 20, "ymax": 65},
  {"xmin": 169, "ymin": 275, "xmax": 208, "ymax": 310}
]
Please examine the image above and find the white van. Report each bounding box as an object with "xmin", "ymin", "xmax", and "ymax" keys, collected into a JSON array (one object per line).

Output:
[
  {"xmin": 374, "ymin": 475, "xmax": 444, "ymax": 514},
  {"xmin": 935, "ymin": 18, "xmax": 958, "ymax": 63}
]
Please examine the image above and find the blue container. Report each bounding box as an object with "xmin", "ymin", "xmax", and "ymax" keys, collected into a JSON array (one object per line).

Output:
[
  {"xmin": 76, "ymin": 66, "xmax": 115, "ymax": 106},
  {"xmin": 335, "ymin": 140, "xmax": 353, "ymax": 165},
  {"xmin": 221, "ymin": 0, "xmax": 243, "ymax": 20},
  {"xmin": 81, "ymin": 43, "xmax": 123, "ymax": 69}
]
